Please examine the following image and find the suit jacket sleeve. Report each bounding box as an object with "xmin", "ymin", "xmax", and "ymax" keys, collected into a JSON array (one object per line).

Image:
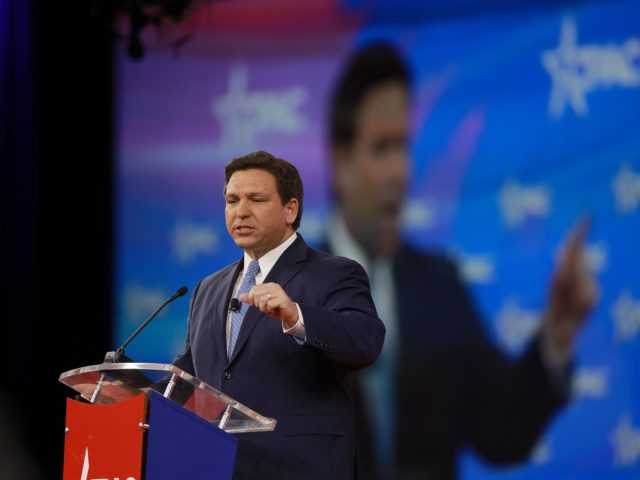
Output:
[
  {"xmin": 450, "ymin": 261, "xmax": 570, "ymax": 464},
  {"xmin": 297, "ymin": 254, "xmax": 385, "ymax": 372},
  {"xmin": 172, "ymin": 279, "xmax": 201, "ymax": 377}
]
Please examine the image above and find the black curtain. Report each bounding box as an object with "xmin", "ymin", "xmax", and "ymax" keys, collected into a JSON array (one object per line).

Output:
[{"xmin": 1, "ymin": 0, "xmax": 113, "ymax": 476}]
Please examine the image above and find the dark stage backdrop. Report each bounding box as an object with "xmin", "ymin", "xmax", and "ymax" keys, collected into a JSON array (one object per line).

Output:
[
  {"xmin": 2, "ymin": 0, "xmax": 113, "ymax": 477},
  {"xmin": 114, "ymin": 1, "xmax": 640, "ymax": 479}
]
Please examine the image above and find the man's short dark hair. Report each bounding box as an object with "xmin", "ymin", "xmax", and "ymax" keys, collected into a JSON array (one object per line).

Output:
[
  {"xmin": 329, "ymin": 42, "xmax": 411, "ymax": 148},
  {"xmin": 224, "ymin": 150, "xmax": 304, "ymax": 230}
]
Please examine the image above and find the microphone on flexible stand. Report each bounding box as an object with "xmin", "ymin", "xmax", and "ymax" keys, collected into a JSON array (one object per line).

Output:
[{"xmin": 104, "ymin": 286, "xmax": 189, "ymax": 363}]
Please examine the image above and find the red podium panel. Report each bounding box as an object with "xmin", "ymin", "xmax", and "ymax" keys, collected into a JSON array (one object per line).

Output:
[{"xmin": 63, "ymin": 394, "xmax": 146, "ymax": 480}]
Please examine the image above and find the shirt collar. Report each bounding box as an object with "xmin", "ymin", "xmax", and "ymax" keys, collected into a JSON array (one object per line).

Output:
[
  {"xmin": 243, "ymin": 232, "xmax": 298, "ymax": 280},
  {"xmin": 327, "ymin": 213, "xmax": 372, "ymax": 275}
]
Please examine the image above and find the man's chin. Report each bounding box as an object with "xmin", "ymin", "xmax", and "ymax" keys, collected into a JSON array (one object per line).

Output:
[
  {"xmin": 372, "ymin": 216, "xmax": 402, "ymax": 254},
  {"xmin": 375, "ymin": 234, "xmax": 401, "ymax": 257},
  {"xmin": 354, "ymin": 227, "xmax": 400, "ymax": 257},
  {"xmin": 232, "ymin": 236, "xmax": 255, "ymax": 250}
]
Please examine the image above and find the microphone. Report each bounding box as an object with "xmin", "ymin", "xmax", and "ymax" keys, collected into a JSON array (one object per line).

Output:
[
  {"xmin": 105, "ymin": 286, "xmax": 189, "ymax": 363},
  {"xmin": 229, "ymin": 298, "xmax": 241, "ymax": 312}
]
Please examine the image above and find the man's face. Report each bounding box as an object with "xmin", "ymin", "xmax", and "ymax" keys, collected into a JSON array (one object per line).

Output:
[
  {"xmin": 224, "ymin": 168, "xmax": 298, "ymax": 259},
  {"xmin": 334, "ymin": 81, "xmax": 410, "ymax": 257}
]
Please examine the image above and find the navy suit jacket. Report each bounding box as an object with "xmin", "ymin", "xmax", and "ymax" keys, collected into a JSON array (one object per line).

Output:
[
  {"xmin": 174, "ymin": 235, "xmax": 385, "ymax": 479},
  {"xmin": 321, "ymin": 241, "xmax": 569, "ymax": 480}
]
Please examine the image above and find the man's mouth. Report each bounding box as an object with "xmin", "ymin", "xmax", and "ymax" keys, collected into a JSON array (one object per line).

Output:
[
  {"xmin": 234, "ymin": 225, "xmax": 255, "ymax": 234},
  {"xmin": 378, "ymin": 200, "xmax": 402, "ymax": 218}
]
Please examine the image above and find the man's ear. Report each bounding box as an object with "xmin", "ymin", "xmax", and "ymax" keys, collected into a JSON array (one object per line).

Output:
[{"xmin": 285, "ymin": 198, "xmax": 299, "ymax": 225}]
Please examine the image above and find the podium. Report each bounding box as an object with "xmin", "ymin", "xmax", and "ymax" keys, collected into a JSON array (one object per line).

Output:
[{"xmin": 59, "ymin": 362, "xmax": 276, "ymax": 479}]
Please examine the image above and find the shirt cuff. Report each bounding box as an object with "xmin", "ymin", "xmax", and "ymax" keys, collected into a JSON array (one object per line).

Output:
[
  {"xmin": 282, "ymin": 303, "xmax": 306, "ymax": 343},
  {"xmin": 540, "ymin": 326, "xmax": 574, "ymax": 397},
  {"xmin": 540, "ymin": 321, "xmax": 573, "ymax": 372}
]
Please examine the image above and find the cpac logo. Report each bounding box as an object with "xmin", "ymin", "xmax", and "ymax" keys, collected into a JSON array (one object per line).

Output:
[
  {"xmin": 584, "ymin": 241, "xmax": 609, "ymax": 273},
  {"xmin": 612, "ymin": 163, "xmax": 640, "ymax": 214},
  {"xmin": 542, "ymin": 16, "xmax": 640, "ymax": 119},
  {"xmin": 402, "ymin": 198, "xmax": 437, "ymax": 231},
  {"xmin": 298, "ymin": 211, "xmax": 327, "ymax": 244},
  {"xmin": 572, "ymin": 366, "xmax": 610, "ymax": 399},
  {"xmin": 81, "ymin": 448, "xmax": 136, "ymax": 480},
  {"xmin": 211, "ymin": 62, "xmax": 308, "ymax": 154},
  {"xmin": 171, "ymin": 217, "xmax": 219, "ymax": 265},
  {"xmin": 610, "ymin": 414, "xmax": 640, "ymax": 468},
  {"xmin": 124, "ymin": 285, "xmax": 169, "ymax": 325},
  {"xmin": 553, "ymin": 240, "xmax": 607, "ymax": 278},
  {"xmin": 611, "ymin": 289, "xmax": 640, "ymax": 342},
  {"xmin": 455, "ymin": 252, "xmax": 495, "ymax": 285},
  {"xmin": 498, "ymin": 177, "xmax": 551, "ymax": 227},
  {"xmin": 495, "ymin": 297, "xmax": 540, "ymax": 353}
]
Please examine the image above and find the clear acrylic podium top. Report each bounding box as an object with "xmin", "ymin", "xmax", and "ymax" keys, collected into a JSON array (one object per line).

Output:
[{"xmin": 59, "ymin": 362, "xmax": 276, "ymax": 434}]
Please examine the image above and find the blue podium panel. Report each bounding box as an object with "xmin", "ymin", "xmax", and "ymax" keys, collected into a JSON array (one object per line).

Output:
[{"xmin": 145, "ymin": 391, "xmax": 238, "ymax": 479}]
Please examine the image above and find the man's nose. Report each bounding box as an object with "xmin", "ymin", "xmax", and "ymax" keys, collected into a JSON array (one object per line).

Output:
[
  {"xmin": 388, "ymin": 147, "xmax": 409, "ymax": 184},
  {"xmin": 236, "ymin": 198, "xmax": 251, "ymax": 217}
]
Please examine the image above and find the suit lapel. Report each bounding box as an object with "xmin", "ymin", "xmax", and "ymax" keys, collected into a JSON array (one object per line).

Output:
[
  {"xmin": 214, "ymin": 260, "xmax": 242, "ymax": 363},
  {"xmin": 227, "ymin": 236, "xmax": 308, "ymax": 366},
  {"xmin": 262, "ymin": 235, "xmax": 307, "ymax": 286}
]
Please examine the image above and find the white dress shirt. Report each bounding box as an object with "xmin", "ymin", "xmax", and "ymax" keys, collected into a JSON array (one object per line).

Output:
[
  {"xmin": 327, "ymin": 213, "xmax": 399, "ymax": 474},
  {"xmin": 226, "ymin": 232, "xmax": 305, "ymax": 350}
]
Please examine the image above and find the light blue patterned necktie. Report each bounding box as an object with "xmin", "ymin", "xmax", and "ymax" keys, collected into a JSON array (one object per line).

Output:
[{"xmin": 228, "ymin": 259, "xmax": 260, "ymax": 357}]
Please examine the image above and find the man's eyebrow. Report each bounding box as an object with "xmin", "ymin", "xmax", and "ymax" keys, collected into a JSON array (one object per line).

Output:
[{"xmin": 224, "ymin": 190, "xmax": 269, "ymax": 198}]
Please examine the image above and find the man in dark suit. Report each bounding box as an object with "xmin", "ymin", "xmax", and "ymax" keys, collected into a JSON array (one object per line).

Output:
[
  {"xmin": 173, "ymin": 150, "xmax": 385, "ymax": 479},
  {"xmin": 325, "ymin": 43, "xmax": 597, "ymax": 479}
]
